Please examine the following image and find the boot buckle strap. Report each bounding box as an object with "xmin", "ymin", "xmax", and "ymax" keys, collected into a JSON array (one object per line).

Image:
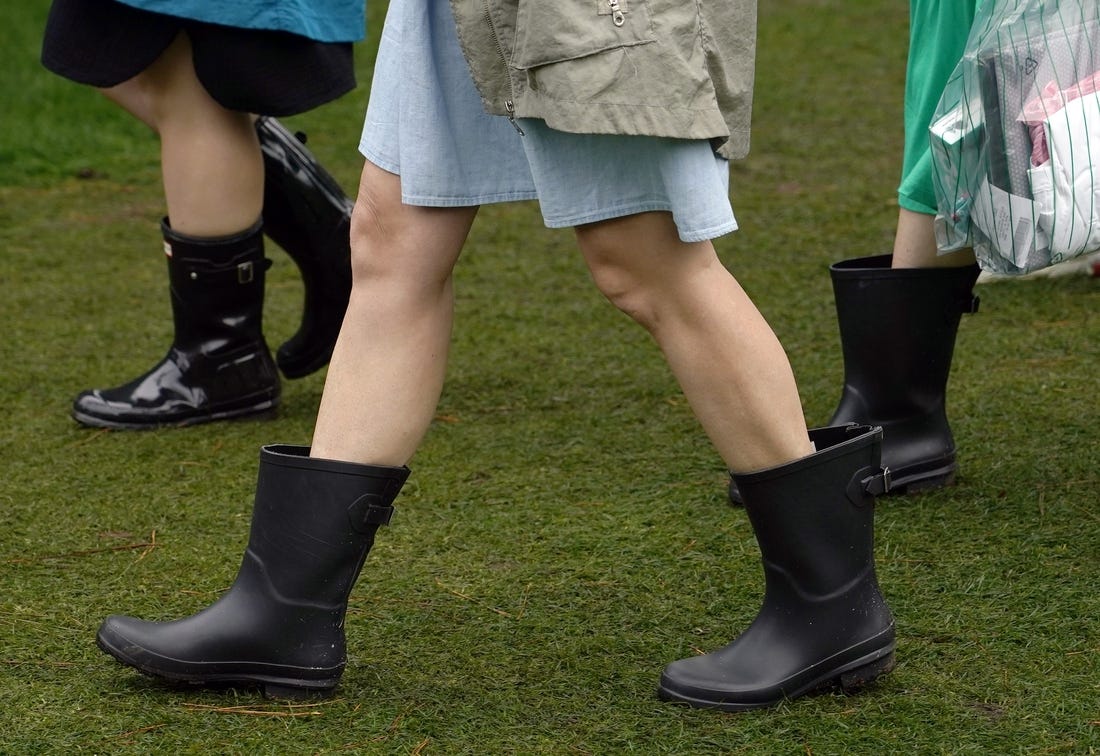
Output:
[
  {"xmin": 847, "ymin": 465, "xmax": 891, "ymax": 505},
  {"xmin": 866, "ymin": 466, "xmax": 892, "ymax": 496},
  {"xmin": 177, "ymin": 258, "xmax": 268, "ymax": 285},
  {"xmin": 347, "ymin": 493, "xmax": 395, "ymax": 533}
]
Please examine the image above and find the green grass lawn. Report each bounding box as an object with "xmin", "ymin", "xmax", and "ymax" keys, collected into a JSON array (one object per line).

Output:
[{"xmin": 1, "ymin": 1, "xmax": 1097, "ymax": 753}]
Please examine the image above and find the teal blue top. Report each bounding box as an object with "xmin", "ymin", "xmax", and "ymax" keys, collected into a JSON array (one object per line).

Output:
[{"xmin": 114, "ymin": 0, "xmax": 365, "ymax": 43}]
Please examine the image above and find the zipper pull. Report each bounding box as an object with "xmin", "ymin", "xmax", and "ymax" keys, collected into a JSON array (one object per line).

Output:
[
  {"xmin": 505, "ymin": 100, "xmax": 526, "ymax": 136},
  {"xmin": 607, "ymin": 0, "xmax": 625, "ymax": 26}
]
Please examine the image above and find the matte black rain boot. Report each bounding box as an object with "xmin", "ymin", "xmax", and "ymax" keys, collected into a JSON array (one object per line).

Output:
[
  {"xmin": 728, "ymin": 255, "xmax": 979, "ymax": 505},
  {"xmin": 96, "ymin": 445, "xmax": 409, "ymax": 698},
  {"xmin": 660, "ymin": 424, "xmax": 895, "ymax": 711},
  {"xmin": 71, "ymin": 219, "xmax": 280, "ymax": 429},
  {"xmin": 256, "ymin": 116, "xmax": 353, "ymax": 379},
  {"xmin": 825, "ymin": 255, "xmax": 979, "ymax": 493}
]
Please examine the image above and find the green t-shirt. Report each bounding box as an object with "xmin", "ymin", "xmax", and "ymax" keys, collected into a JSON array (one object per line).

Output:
[{"xmin": 898, "ymin": 0, "xmax": 980, "ymax": 214}]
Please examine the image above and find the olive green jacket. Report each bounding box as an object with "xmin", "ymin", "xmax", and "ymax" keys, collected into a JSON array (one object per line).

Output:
[{"xmin": 448, "ymin": 0, "xmax": 757, "ymax": 159}]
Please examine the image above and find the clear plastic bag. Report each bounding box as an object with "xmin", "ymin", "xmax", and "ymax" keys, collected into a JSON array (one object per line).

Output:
[{"xmin": 930, "ymin": 0, "xmax": 1100, "ymax": 274}]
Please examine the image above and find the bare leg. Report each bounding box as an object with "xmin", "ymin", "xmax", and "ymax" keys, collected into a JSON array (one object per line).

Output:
[
  {"xmin": 574, "ymin": 212, "xmax": 812, "ymax": 474},
  {"xmin": 311, "ymin": 161, "xmax": 478, "ymax": 466},
  {"xmin": 891, "ymin": 208, "xmax": 975, "ymax": 269},
  {"xmin": 100, "ymin": 33, "xmax": 262, "ymax": 237}
]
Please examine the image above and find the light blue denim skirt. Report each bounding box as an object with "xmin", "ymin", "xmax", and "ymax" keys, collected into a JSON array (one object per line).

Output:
[{"xmin": 359, "ymin": 0, "xmax": 737, "ymax": 242}]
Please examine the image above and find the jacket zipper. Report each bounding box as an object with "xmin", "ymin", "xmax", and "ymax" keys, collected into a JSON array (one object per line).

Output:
[
  {"xmin": 504, "ymin": 100, "xmax": 525, "ymax": 136},
  {"xmin": 482, "ymin": 0, "xmax": 526, "ymax": 135}
]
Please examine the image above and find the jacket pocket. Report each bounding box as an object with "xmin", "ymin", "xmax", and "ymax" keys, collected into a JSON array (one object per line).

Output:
[{"xmin": 511, "ymin": 0, "xmax": 655, "ymax": 69}]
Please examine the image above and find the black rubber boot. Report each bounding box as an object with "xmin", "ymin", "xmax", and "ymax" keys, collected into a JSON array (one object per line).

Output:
[
  {"xmin": 660, "ymin": 424, "xmax": 895, "ymax": 711},
  {"xmin": 728, "ymin": 255, "xmax": 979, "ymax": 505},
  {"xmin": 825, "ymin": 255, "xmax": 979, "ymax": 493},
  {"xmin": 71, "ymin": 219, "xmax": 280, "ymax": 429},
  {"xmin": 256, "ymin": 116, "xmax": 353, "ymax": 379},
  {"xmin": 97, "ymin": 445, "xmax": 409, "ymax": 698}
]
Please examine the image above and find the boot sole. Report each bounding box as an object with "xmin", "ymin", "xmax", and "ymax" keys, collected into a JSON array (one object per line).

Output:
[
  {"xmin": 95, "ymin": 631, "xmax": 338, "ymax": 700},
  {"xmin": 72, "ymin": 400, "xmax": 278, "ymax": 431},
  {"xmin": 657, "ymin": 647, "xmax": 896, "ymax": 712},
  {"xmin": 887, "ymin": 464, "xmax": 957, "ymax": 495}
]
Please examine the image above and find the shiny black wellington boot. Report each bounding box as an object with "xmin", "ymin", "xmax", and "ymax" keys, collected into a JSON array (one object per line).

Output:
[
  {"xmin": 661, "ymin": 424, "xmax": 895, "ymax": 711},
  {"xmin": 256, "ymin": 116, "xmax": 353, "ymax": 379},
  {"xmin": 728, "ymin": 255, "xmax": 979, "ymax": 505},
  {"xmin": 825, "ymin": 255, "xmax": 979, "ymax": 493},
  {"xmin": 97, "ymin": 445, "xmax": 409, "ymax": 698},
  {"xmin": 71, "ymin": 219, "xmax": 280, "ymax": 429}
]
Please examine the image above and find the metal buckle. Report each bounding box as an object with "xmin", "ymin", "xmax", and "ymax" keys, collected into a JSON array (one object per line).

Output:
[{"xmin": 879, "ymin": 466, "xmax": 892, "ymax": 495}]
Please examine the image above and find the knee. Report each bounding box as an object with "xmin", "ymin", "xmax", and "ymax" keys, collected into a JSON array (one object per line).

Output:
[
  {"xmin": 100, "ymin": 78, "xmax": 160, "ymax": 132},
  {"xmin": 347, "ymin": 184, "xmax": 464, "ymax": 300},
  {"xmin": 107, "ymin": 34, "xmax": 199, "ymax": 130},
  {"xmin": 576, "ymin": 226, "xmax": 659, "ymax": 329},
  {"xmin": 348, "ymin": 189, "xmax": 399, "ymax": 288}
]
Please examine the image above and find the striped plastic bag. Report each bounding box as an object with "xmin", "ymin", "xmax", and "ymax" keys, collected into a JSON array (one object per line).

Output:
[{"xmin": 930, "ymin": 0, "xmax": 1100, "ymax": 274}]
